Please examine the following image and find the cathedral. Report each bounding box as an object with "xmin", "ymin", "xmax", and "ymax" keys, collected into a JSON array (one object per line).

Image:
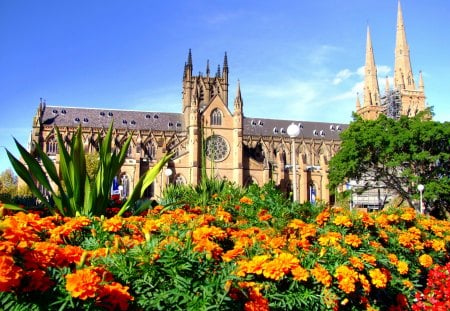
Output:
[
  {"xmin": 356, "ymin": 1, "xmax": 426, "ymax": 120},
  {"xmin": 29, "ymin": 1, "xmax": 424, "ymax": 204}
]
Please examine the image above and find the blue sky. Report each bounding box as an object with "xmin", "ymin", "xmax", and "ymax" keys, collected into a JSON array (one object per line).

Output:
[{"xmin": 1, "ymin": 0, "xmax": 449, "ymax": 173}]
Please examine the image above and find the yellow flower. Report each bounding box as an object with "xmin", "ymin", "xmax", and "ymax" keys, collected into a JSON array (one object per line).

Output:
[
  {"xmin": 333, "ymin": 215, "xmax": 353, "ymax": 227},
  {"xmin": 418, "ymin": 254, "xmax": 433, "ymax": 268},
  {"xmin": 369, "ymin": 268, "xmax": 388, "ymax": 288},
  {"xmin": 397, "ymin": 260, "xmax": 409, "ymax": 275}
]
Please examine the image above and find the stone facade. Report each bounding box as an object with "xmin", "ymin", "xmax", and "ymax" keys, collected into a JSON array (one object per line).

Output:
[{"xmin": 30, "ymin": 51, "xmax": 346, "ymax": 204}]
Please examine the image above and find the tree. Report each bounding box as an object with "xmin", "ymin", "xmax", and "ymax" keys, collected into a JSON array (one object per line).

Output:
[
  {"xmin": 328, "ymin": 112, "xmax": 450, "ymax": 218},
  {"xmin": 0, "ymin": 168, "xmax": 18, "ymax": 196}
]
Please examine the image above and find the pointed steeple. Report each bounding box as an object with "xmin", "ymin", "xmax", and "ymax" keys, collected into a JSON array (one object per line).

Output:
[
  {"xmin": 206, "ymin": 60, "xmax": 210, "ymax": 77},
  {"xmin": 363, "ymin": 25, "xmax": 380, "ymax": 107},
  {"xmin": 394, "ymin": 0, "xmax": 415, "ymax": 90},
  {"xmin": 385, "ymin": 76, "xmax": 390, "ymax": 93},
  {"xmin": 234, "ymin": 80, "xmax": 243, "ymax": 117},
  {"xmin": 356, "ymin": 93, "xmax": 361, "ymax": 110},
  {"xmin": 419, "ymin": 70, "xmax": 424, "ymax": 91},
  {"xmin": 216, "ymin": 64, "xmax": 221, "ymax": 77},
  {"xmin": 223, "ymin": 52, "xmax": 228, "ymax": 71},
  {"xmin": 187, "ymin": 49, "xmax": 193, "ymax": 67}
]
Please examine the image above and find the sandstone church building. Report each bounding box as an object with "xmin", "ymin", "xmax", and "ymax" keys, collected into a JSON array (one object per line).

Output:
[{"xmin": 29, "ymin": 1, "xmax": 426, "ymax": 204}]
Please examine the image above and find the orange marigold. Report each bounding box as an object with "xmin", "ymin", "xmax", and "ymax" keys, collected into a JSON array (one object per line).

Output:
[
  {"xmin": 258, "ymin": 209, "xmax": 272, "ymax": 222},
  {"xmin": 369, "ymin": 268, "xmax": 388, "ymax": 288},
  {"xmin": 97, "ymin": 282, "xmax": 134, "ymax": 311},
  {"xmin": 244, "ymin": 288, "xmax": 269, "ymax": 311},
  {"xmin": 397, "ymin": 260, "xmax": 409, "ymax": 275},
  {"xmin": 316, "ymin": 209, "xmax": 331, "ymax": 226},
  {"xmin": 311, "ymin": 264, "xmax": 332, "ymax": 287},
  {"xmin": 334, "ymin": 265, "xmax": 359, "ymax": 294},
  {"xmin": 291, "ymin": 265, "xmax": 309, "ymax": 282},
  {"xmin": 262, "ymin": 252, "xmax": 299, "ymax": 280},
  {"xmin": 0, "ymin": 255, "xmax": 23, "ymax": 292},
  {"xmin": 349, "ymin": 256, "xmax": 364, "ymax": 271},
  {"xmin": 65, "ymin": 268, "xmax": 102, "ymax": 300},
  {"xmin": 102, "ymin": 216, "xmax": 123, "ymax": 232},
  {"xmin": 333, "ymin": 215, "xmax": 353, "ymax": 227},
  {"xmin": 418, "ymin": 254, "xmax": 433, "ymax": 268},
  {"xmin": 344, "ymin": 234, "xmax": 362, "ymax": 248},
  {"xmin": 239, "ymin": 196, "xmax": 253, "ymax": 205}
]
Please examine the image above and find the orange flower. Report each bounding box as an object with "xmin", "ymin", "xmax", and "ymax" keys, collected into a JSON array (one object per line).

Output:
[
  {"xmin": 387, "ymin": 253, "xmax": 398, "ymax": 265},
  {"xmin": 291, "ymin": 265, "xmax": 309, "ymax": 282},
  {"xmin": 418, "ymin": 254, "xmax": 433, "ymax": 268},
  {"xmin": 0, "ymin": 255, "xmax": 23, "ymax": 292},
  {"xmin": 359, "ymin": 273, "xmax": 371, "ymax": 292},
  {"xmin": 316, "ymin": 209, "xmax": 331, "ymax": 226},
  {"xmin": 239, "ymin": 196, "xmax": 253, "ymax": 205},
  {"xmin": 361, "ymin": 253, "xmax": 377, "ymax": 266},
  {"xmin": 65, "ymin": 268, "xmax": 101, "ymax": 300},
  {"xmin": 344, "ymin": 234, "xmax": 362, "ymax": 248},
  {"xmin": 102, "ymin": 216, "xmax": 123, "ymax": 232},
  {"xmin": 244, "ymin": 255, "xmax": 270, "ymax": 275},
  {"xmin": 333, "ymin": 215, "xmax": 353, "ymax": 227},
  {"xmin": 257, "ymin": 209, "xmax": 272, "ymax": 221},
  {"xmin": 311, "ymin": 264, "xmax": 332, "ymax": 287},
  {"xmin": 244, "ymin": 288, "xmax": 269, "ymax": 311},
  {"xmin": 349, "ymin": 256, "xmax": 364, "ymax": 271},
  {"xmin": 97, "ymin": 282, "xmax": 134, "ymax": 311},
  {"xmin": 262, "ymin": 252, "xmax": 299, "ymax": 280},
  {"xmin": 222, "ymin": 247, "xmax": 245, "ymax": 262},
  {"xmin": 400, "ymin": 208, "xmax": 416, "ymax": 221},
  {"xmin": 334, "ymin": 265, "xmax": 359, "ymax": 294},
  {"xmin": 369, "ymin": 268, "xmax": 388, "ymax": 288}
]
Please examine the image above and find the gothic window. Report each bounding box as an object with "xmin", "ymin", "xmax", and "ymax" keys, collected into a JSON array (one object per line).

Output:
[
  {"xmin": 46, "ymin": 136, "xmax": 58, "ymax": 155},
  {"xmin": 211, "ymin": 109, "xmax": 223, "ymax": 126},
  {"xmin": 127, "ymin": 145, "xmax": 133, "ymax": 157},
  {"xmin": 145, "ymin": 141, "xmax": 157, "ymax": 160}
]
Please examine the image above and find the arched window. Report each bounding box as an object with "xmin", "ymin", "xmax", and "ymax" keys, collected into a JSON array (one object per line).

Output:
[
  {"xmin": 46, "ymin": 136, "xmax": 58, "ymax": 154},
  {"xmin": 145, "ymin": 141, "xmax": 157, "ymax": 160},
  {"xmin": 211, "ymin": 109, "xmax": 222, "ymax": 126}
]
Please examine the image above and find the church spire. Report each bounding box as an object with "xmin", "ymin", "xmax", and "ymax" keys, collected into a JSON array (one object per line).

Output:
[
  {"xmin": 385, "ymin": 76, "xmax": 390, "ymax": 93},
  {"xmin": 355, "ymin": 93, "xmax": 361, "ymax": 110},
  {"xmin": 363, "ymin": 25, "xmax": 380, "ymax": 107},
  {"xmin": 419, "ymin": 70, "xmax": 424, "ymax": 91},
  {"xmin": 206, "ymin": 59, "xmax": 210, "ymax": 77},
  {"xmin": 234, "ymin": 80, "xmax": 243, "ymax": 116},
  {"xmin": 394, "ymin": 0, "xmax": 415, "ymax": 90}
]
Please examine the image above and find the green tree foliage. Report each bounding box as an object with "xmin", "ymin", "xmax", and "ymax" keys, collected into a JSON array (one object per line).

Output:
[
  {"xmin": 0, "ymin": 169, "xmax": 18, "ymax": 196},
  {"xmin": 328, "ymin": 112, "xmax": 450, "ymax": 218}
]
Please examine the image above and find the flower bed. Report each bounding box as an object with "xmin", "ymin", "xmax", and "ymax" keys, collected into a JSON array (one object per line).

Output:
[{"xmin": 1, "ymin": 185, "xmax": 450, "ymax": 310}]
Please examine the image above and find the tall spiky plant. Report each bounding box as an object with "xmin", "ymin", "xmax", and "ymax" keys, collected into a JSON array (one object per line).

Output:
[{"xmin": 7, "ymin": 123, "xmax": 172, "ymax": 216}]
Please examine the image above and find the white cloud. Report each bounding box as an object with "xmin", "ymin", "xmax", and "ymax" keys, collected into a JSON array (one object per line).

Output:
[{"xmin": 332, "ymin": 69, "xmax": 353, "ymax": 85}]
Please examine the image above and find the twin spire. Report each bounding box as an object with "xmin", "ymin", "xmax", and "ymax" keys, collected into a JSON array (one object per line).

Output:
[{"xmin": 360, "ymin": 0, "xmax": 423, "ymax": 110}]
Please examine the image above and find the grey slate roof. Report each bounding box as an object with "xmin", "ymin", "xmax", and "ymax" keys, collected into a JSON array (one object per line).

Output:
[
  {"xmin": 40, "ymin": 106, "xmax": 347, "ymax": 139},
  {"xmin": 243, "ymin": 117, "xmax": 347, "ymax": 140},
  {"xmin": 41, "ymin": 106, "xmax": 184, "ymax": 131}
]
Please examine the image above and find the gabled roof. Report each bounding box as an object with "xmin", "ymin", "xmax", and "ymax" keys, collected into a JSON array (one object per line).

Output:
[
  {"xmin": 39, "ymin": 106, "xmax": 347, "ymax": 140},
  {"xmin": 40, "ymin": 106, "xmax": 184, "ymax": 131}
]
